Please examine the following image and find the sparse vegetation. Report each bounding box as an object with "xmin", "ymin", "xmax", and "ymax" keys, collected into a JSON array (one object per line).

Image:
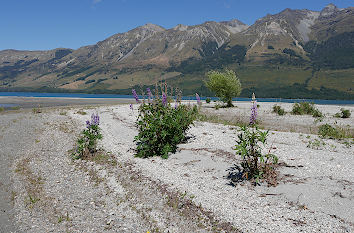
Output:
[
  {"xmin": 205, "ymin": 69, "xmax": 242, "ymax": 107},
  {"xmin": 318, "ymin": 124, "xmax": 352, "ymax": 140},
  {"xmin": 291, "ymin": 102, "xmax": 323, "ymax": 118},
  {"xmin": 205, "ymin": 97, "xmax": 211, "ymax": 104},
  {"xmin": 272, "ymin": 104, "xmax": 285, "ymax": 115},
  {"xmin": 334, "ymin": 108, "xmax": 351, "ymax": 118}
]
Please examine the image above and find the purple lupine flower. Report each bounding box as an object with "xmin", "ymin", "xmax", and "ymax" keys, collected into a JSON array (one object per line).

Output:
[
  {"xmin": 147, "ymin": 88, "xmax": 153, "ymax": 99},
  {"xmin": 196, "ymin": 93, "xmax": 201, "ymax": 105},
  {"xmin": 249, "ymin": 93, "xmax": 257, "ymax": 126},
  {"xmin": 129, "ymin": 104, "xmax": 133, "ymax": 111},
  {"xmin": 162, "ymin": 92, "xmax": 167, "ymax": 106},
  {"xmin": 132, "ymin": 89, "xmax": 140, "ymax": 103},
  {"xmin": 91, "ymin": 113, "xmax": 100, "ymax": 126},
  {"xmin": 174, "ymin": 102, "xmax": 178, "ymax": 109},
  {"xmin": 86, "ymin": 120, "xmax": 91, "ymax": 128}
]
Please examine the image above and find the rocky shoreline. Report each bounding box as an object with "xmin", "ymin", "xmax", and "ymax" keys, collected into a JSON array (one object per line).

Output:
[{"xmin": 1, "ymin": 101, "xmax": 353, "ymax": 232}]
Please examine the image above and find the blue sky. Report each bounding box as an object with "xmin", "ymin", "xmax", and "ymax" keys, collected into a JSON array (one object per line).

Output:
[{"xmin": 0, "ymin": 0, "xmax": 352, "ymax": 51}]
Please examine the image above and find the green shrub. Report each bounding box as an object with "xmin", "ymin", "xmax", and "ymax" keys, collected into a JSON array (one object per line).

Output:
[
  {"xmin": 206, "ymin": 97, "xmax": 211, "ymax": 104},
  {"xmin": 334, "ymin": 108, "xmax": 351, "ymax": 118},
  {"xmin": 0, "ymin": 107, "xmax": 4, "ymax": 112},
  {"xmin": 291, "ymin": 102, "xmax": 323, "ymax": 118},
  {"xmin": 205, "ymin": 69, "xmax": 242, "ymax": 107},
  {"xmin": 134, "ymin": 90, "xmax": 198, "ymax": 159},
  {"xmin": 72, "ymin": 113, "xmax": 102, "ymax": 159},
  {"xmin": 318, "ymin": 124, "xmax": 347, "ymax": 139},
  {"xmin": 272, "ymin": 105, "xmax": 285, "ymax": 115}
]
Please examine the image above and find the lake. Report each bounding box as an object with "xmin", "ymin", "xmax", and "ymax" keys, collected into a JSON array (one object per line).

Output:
[{"xmin": 0, "ymin": 92, "xmax": 353, "ymax": 105}]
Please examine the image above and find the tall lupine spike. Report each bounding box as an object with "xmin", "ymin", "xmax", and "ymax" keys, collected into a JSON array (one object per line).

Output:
[
  {"xmin": 132, "ymin": 89, "xmax": 140, "ymax": 103},
  {"xmin": 147, "ymin": 88, "xmax": 153, "ymax": 103},
  {"xmin": 86, "ymin": 120, "xmax": 91, "ymax": 128},
  {"xmin": 250, "ymin": 93, "xmax": 257, "ymax": 126},
  {"xmin": 162, "ymin": 92, "xmax": 167, "ymax": 106},
  {"xmin": 130, "ymin": 104, "xmax": 133, "ymax": 111},
  {"xmin": 196, "ymin": 93, "xmax": 201, "ymax": 106}
]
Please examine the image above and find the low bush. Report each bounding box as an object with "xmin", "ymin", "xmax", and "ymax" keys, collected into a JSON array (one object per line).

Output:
[
  {"xmin": 318, "ymin": 124, "xmax": 350, "ymax": 139},
  {"xmin": 134, "ymin": 86, "xmax": 198, "ymax": 159},
  {"xmin": 206, "ymin": 97, "xmax": 211, "ymax": 104},
  {"xmin": 334, "ymin": 108, "xmax": 351, "ymax": 118},
  {"xmin": 272, "ymin": 105, "xmax": 285, "ymax": 115},
  {"xmin": 72, "ymin": 113, "xmax": 102, "ymax": 159},
  {"xmin": 291, "ymin": 102, "xmax": 323, "ymax": 118}
]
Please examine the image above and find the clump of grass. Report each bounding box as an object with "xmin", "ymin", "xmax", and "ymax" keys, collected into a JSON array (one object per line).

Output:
[
  {"xmin": 272, "ymin": 105, "xmax": 285, "ymax": 115},
  {"xmin": 32, "ymin": 108, "xmax": 42, "ymax": 114},
  {"xmin": 292, "ymin": 102, "xmax": 323, "ymax": 118},
  {"xmin": 334, "ymin": 108, "xmax": 351, "ymax": 118},
  {"xmin": 59, "ymin": 112, "xmax": 67, "ymax": 116},
  {"xmin": 318, "ymin": 124, "xmax": 352, "ymax": 139},
  {"xmin": 76, "ymin": 110, "xmax": 87, "ymax": 115},
  {"xmin": 0, "ymin": 107, "xmax": 4, "ymax": 112},
  {"xmin": 11, "ymin": 106, "xmax": 20, "ymax": 110},
  {"xmin": 206, "ymin": 97, "xmax": 211, "ymax": 104}
]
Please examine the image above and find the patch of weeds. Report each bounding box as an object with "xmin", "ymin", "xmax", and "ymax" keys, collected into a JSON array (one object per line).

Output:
[
  {"xmin": 205, "ymin": 97, "xmax": 211, "ymax": 103},
  {"xmin": 215, "ymin": 104, "xmax": 221, "ymax": 110},
  {"xmin": 11, "ymin": 106, "xmax": 20, "ymax": 110},
  {"xmin": 307, "ymin": 138, "xmax": 326, "ymax": 150},
  {"xmin": 58, "ymin": 212, "xmax": 71, "ymax": 223},
  {"xmin": 35, "ymin": 139, "xmax": 40, "ymax": 143},
  {"xmin": 318, "ymin": 124, "xmax": 352, "ymax": 139},
  {"xmin": 334, "ymin": 108, "xmax": 351, "ymax": 118},
  {"xmin": 76, "ymin": 110, "xmax": 87, "ymax": 115},
  {"xmin": 272, "ymin": 105, "xmax": 285, "ymax": 115},
  {"xmin": 0, "ymin": 107, "xmax": 4, "ymax": 112},
  {"xmin": 292, "ymin": 102, "xmax": 323, "ymax": 118},
  {"xmin": 59, "ymin": 112, "xmax": 67, "ymax": 116},
  {"xmin": 196, "ymin": 112, "xmax": 248, "ymax": 128}
]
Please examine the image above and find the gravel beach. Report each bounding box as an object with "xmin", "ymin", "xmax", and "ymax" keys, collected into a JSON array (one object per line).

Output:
[{"xmin": 1, "ymin": 100, "xmax": 353, "ymax": 232}]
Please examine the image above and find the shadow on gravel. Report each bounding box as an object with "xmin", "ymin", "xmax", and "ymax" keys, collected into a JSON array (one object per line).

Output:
[{"xmin": 225, "ymin": 164, "xmax": 245, "ymax": 187}]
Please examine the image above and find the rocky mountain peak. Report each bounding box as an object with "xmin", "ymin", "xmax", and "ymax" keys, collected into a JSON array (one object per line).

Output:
[
  {"xmin": 320, "ymin": 3, "xmax": 338, "ymax": 17},
  {"xmin": 173, "ymin": 24, "xmax": 189, "ymax": 31},
  {"xmin": 139, "ymin": 23, "xmax": 165, "ymax": 32},
  {"xmin": 220, "ymin": 19, "xmax": 248, "ymax": 33}
]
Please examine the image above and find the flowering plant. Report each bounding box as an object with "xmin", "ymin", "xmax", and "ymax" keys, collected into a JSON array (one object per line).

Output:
[
  {"xmin": 72, "ymin": 113, "xmax": 103, "ymax": 159},
  {"xmin": 234, "ymin": 94, "xmax": 278, "ymax": 185},
  {"xmin": 133, "ymin": 85, "xmax": 198, "ymax": 158}
]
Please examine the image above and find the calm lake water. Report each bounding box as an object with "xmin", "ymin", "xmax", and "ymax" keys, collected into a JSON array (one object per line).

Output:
[{"xmin": 0, "ymin": 92, "xmax": 353, "ymax": 105}]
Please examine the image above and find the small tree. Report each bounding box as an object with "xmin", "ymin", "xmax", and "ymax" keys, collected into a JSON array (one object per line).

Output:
[{"xmin": 205, "ymin": 69, "xmax": 241, "ymax": 107}]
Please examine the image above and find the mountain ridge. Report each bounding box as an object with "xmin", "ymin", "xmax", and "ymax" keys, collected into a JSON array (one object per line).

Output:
[{"xmin": 1, "ymin": 3, "xmax": 353, "ymax": 100}]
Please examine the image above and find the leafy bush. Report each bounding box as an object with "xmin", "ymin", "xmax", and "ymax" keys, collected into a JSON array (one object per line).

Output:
[
  {"xmin": 234, "ymin": 96, "xmax": 278, "ymax": 185},
  {"xmin": 206, "ymin": 97, "xmax": 211, "ymax": 104},
  {"xmin": 334, "ymin": 108, "xmax": 351, "ymax": 118},
  {"xmin": 0, "ymin": 107, "xmax": 4, "ymax": 112},
  {"xmin": 134, "ymin": 87, "xmax": 198, "ymax": 159},
  {"xmin": 72, "ymin": 113, "xmax": 102, "ymax": 159},
  {"xmin": 291, "ymin": 102, "xmax": 323, "ymax": 118},
  {"xmin": 317, "ymin": 124, "xmax": 351, "ymax": 139},
  {"xmin": 272, "ymin": 105, "xmax": 285, "ymax": 115},
  {"xmin": 205, "ymin": 69, "xmax": 242, "ymax": 107}
]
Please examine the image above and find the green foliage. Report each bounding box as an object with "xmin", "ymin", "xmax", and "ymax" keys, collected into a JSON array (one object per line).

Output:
[
  {"xmin": 318, "ymin": 124, "xmax": 352, "ymax": 140},
  {"xmin": 205, "ymin": 97, "xmax": 211, "ymax": 104},
  {"xmin": 135, "ymin": 99, "xmax": 198, "ymax": 159},
  {"xmin": 205, "ymin": 69, "xmax": 241, "ymax": 107},
  {"xmin": 72, "ymin": 114, "xmax": 102, "ymax": 159},
  {"xmin": 0, "ymin": 107, "xmax": 4, "ymax": 112},
  {"xmin": 334, "ymin": 108, "xmax": 351, "ymax": 118},
  {"xmin": 272, "ymin": 105, "xmax": 285, "ymax": 115},
  {"xmin": 235, "ymin": 126, "xmax": 278, "ymax": 185},
  {"xmin": 291, "ymin": 102, "xmax": 323, "ymax": 118}
]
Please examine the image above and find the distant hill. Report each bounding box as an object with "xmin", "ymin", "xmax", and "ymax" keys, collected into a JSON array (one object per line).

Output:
[{"xmin": 0, "ymin": 4, "xmax": 353, "ymax": 99}]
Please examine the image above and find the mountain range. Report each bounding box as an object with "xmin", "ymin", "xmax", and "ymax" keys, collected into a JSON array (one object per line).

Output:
[{"xmin": 1, "ymin": 3, "xmax": 353, "ymax": 99}]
